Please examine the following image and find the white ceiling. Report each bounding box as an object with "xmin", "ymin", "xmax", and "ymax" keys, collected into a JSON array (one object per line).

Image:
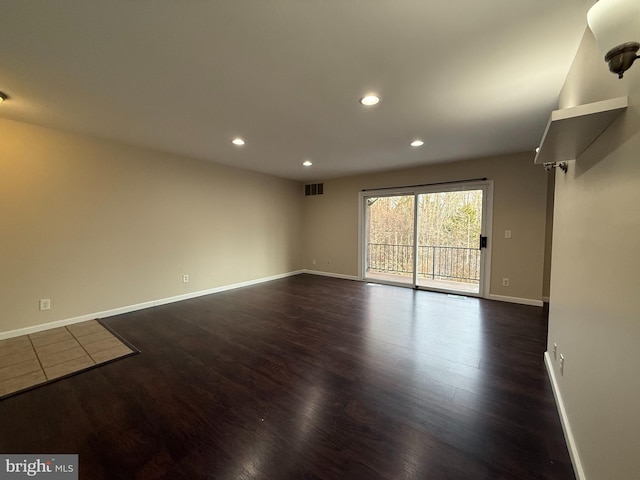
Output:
[{"xmin": 0, "ymin": 1, "xmax": 594, "ymax": 181}]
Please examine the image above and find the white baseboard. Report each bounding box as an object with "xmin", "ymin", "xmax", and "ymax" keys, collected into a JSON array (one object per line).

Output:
[
  {"xmin": 542, "ymin": 296, "xmax": 550, "ymax": 303},
  {"xmin": 488, "ymin": 294, "xmax": 544, "ymax": 307},
  {"xmin": 302, "ymin": 269, "xmax": 360, "ymax": 281},
  {"xmin": 152, "ymin": 270, "xmax": 305, "ymax": 307},
  {"xmin": 0, "ymin": 270, "xmax": 305, "ymax": 341},
  {"xmin": 544, "ymin": 352, "xmax": 586, "ymax": 480}
]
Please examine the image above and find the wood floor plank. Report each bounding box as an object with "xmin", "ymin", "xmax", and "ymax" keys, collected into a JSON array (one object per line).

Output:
[{"xmin": 0, "ymin": 274, "xmax": 574, "ymax": 479}]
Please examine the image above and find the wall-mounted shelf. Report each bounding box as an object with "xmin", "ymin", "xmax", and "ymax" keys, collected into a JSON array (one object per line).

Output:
[{"xmin": 534, "ymin": 96, "xmax": 628, "ymax": 165}]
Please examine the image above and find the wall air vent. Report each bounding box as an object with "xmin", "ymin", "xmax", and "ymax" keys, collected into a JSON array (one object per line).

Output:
[{"xmin": 304, "ymin": 183, "xmax": 324, "ymax": 196}]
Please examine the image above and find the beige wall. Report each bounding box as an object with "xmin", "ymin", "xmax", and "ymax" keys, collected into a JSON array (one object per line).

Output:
[
  {"xmin": 547, "ymin": 30, "xmax": 640, "ymax": 479},
  {"xmin": 303, "ymin": 152, "xmax": 549, "ymax": 302},
  {"xmin": 0, "ymin": 118, "xmax": 303, "ymax": 334},
  {"xmin": 542, "ymin": 173, "xmax": 555, "ymax": 300},
  {"xmin": 0, "ymin": 117, "xmax": 551, "ymax": 337}
]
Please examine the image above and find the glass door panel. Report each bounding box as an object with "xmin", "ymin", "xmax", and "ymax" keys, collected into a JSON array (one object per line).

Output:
[
  {"xmin": 416, "ymin": 189, "xmax": 483, "ymax": 294},
  {"xmin": 364, "ymin": 195, "xmax": 415, "ymax": 285}
]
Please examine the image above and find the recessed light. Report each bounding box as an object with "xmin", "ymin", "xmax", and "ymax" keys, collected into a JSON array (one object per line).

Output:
[
  {"xmin": 360, "ymin": 94, "xmax": 380, "ymax": 106},
  {"xmin": 232, "ymin": 137, "xmax": 245, "ymax": 146},
  {"xmin": 0, "ymin": 92, "xmax": 8, "ymax": 103},
  {"xmin": 410, "ymin": 140, "xmax": 425, "ymax": 147},
  {"xmin": 535, "ymin": 147, "xmax": 540, "ymax": 153},
  {"xmin": 303, "ymin": 160, "xmax": 313, "ymax": 167}
]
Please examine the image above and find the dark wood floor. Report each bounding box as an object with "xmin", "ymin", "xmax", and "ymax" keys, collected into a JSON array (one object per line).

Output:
[{"xmin": 0, "ymin": 274, "xmax": 574, "ymax": 479}]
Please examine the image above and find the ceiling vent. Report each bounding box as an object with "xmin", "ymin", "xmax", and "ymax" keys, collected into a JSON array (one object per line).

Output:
[{"xmin": 304, "ymin": 183, "xmax": 324, "ymax": 196}]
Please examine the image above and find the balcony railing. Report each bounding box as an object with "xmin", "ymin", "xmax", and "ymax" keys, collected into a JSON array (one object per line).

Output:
[{"xmin": 367, "ymin": 243, "xmax": 480, "ymax": 283}]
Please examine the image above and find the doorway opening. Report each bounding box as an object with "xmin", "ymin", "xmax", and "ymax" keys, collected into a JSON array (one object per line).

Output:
[{"xmin": 361, "ymin": 181, "xmax": 492, "ymax": 296}]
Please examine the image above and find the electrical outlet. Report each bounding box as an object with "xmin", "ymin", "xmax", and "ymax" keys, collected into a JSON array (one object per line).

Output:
[
  {"xmin": 182, "ymin": 274, "xmax": 189, "ymax": 283},
  {"xmin": 553, "ymin": 343, "xmax": 558, "ymax": 360},
  {"xmin": 39, "ymin": 299, "xmax": 51, "ymax": 311},
  {"xmin": 560, "ymin": 354, "xmax": 565, "ymax": 376},
  {"xmin": 502, "ymin": 277, "xmax": 510, "ymax": 287},
  {"xmin": 312, "ymin": 259, "xmax": 316, "ymax": 265},
  {"xmin": 504, "ymin": 230, "xmax": 512, "ymax": 239}
]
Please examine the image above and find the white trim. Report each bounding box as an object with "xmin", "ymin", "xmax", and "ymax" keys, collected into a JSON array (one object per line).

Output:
[
  {"xmin": 302, "ymin": 269, "xmax": 360, "ymax": 281},
  {"xmin": 0, "ymin": 270, "xmax": 304, "ymax": 341},
  {"xmin": 542, "ymin": 296, "xmax": 550, "ymax": 303},
  {"xmin": 0, "ymin": 306, "xmax": 152, "ymax": 341},
  {"xmin": 545, "ymin": 352, "xmax": 586, "ymax": 480},
  {"xmin": 481, "ymin": 180, "xmax": 494, "ymax": 299},
  {"xmin": 357, "ymin": 193, "xmax": 364, "ymax": 280},
  {"xmin": 488, "ymin": 294, "xmax": 544, "ymax": 307}
]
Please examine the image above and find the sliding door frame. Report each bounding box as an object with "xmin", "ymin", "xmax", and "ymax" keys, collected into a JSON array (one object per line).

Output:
[{"xmin": 358, "ymin": 179, "xmax": 494, "ymax": 298}]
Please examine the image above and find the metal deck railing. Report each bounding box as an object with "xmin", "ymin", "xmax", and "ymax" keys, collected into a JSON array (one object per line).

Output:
[{"xmin": 367, "ymin": 243, "xmax": 480, "ymax": 283}]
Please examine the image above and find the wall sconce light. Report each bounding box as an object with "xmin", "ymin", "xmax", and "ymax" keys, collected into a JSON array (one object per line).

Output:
[
  {"xmin": 588, "ymin": 0, "xmax": 640, "ymax": 79},
  {"xmin": 0, "ymin": 92, "xmax": 8, "ymax": 104},
  {"xmin": 544, "ymin": 162, "xmax": 568, "ymax": 174}
]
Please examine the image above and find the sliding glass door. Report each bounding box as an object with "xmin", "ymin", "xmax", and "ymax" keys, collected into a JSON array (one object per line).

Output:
[{"xmin": 362, "ymin": 181, "xmax": 491, "ymax": 296}]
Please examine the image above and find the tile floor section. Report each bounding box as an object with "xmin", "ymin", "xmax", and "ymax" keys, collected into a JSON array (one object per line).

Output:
[{"xmin": 0, "ymin": 320, "xmax": 134, "ymax": 398}]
